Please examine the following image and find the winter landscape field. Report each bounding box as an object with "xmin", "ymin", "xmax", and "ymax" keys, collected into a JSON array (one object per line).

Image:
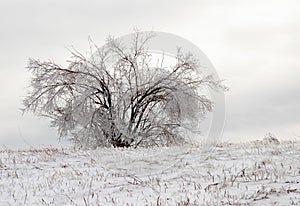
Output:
[
  {"xmin": 0, "ymin": 138, "xmax": 299, "ymax": 205},
  {"xmin": 1, "ymin": 0, "xmax": 300, "ymax": 205}
]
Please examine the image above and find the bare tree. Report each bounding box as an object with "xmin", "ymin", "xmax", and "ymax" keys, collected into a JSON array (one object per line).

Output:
[{"xmin": 23, "ymin": 32, "xmax": 226, "ymax": 148}]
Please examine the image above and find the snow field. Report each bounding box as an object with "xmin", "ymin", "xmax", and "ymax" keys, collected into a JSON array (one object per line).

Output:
[{"xmin": 0, "ymin": 141, "xmax": 299, "ymax": 205}]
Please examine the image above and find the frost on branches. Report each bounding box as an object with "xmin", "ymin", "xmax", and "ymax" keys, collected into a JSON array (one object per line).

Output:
[{"xmin": 23, "ymin": 32, "xmax": 226, "ymax": 148}]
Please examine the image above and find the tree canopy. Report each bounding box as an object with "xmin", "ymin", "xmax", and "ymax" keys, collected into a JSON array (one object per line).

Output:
[{"xmin": 23, "ymin": 32, "xmax": 226, "ymax": 148}]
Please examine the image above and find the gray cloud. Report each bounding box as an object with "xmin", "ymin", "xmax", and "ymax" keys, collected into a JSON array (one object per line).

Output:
[{"xmin": 0, "ymin": 0, "xmax": 299, "ymax": 148}]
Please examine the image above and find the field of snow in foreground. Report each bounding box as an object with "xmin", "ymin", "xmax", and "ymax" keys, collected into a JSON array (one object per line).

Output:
[{"xmin": 0, "ymin": 140, "xmax": 299, "ymax": 205}]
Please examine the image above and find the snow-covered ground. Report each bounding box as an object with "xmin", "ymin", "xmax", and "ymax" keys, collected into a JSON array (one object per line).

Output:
[{"xmin": 0, "ymin": 140, "xmax": 299, "ymax": 205}]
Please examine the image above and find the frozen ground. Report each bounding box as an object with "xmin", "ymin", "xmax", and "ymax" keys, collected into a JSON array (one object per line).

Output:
[{"xmin": 0, "ymin": 140, "xmax": 299, "ymax": 205}]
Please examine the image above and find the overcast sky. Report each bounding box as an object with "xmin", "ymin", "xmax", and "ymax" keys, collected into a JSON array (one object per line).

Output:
[{"xmin": 0, "ymin": 0, "xmax": 299, "ymax": 148}]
